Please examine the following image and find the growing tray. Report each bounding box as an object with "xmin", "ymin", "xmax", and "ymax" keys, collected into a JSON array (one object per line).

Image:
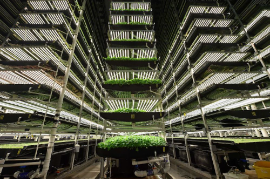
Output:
[
  {"xmin": 182, "ymin": 13, "xmax": 224, "ymax": 33},
  {"xmin": 96, "ymin": 146, "xmax": 168, "ymax": 159},
  {"xmin": 0, "ymin": 61, "xmax": 47, "ymax": 66},
  {"xmin": 185, "ymin": 138, "xmax": 270, "ymax": 153},
  {"xmin": 0, "ymin": 84, "xmax": 42, "ymax": 92},
  {"xmin": 223, "ymin": 110, "xmax": 270, "ymax": 119},
  {"xmin": 108, "ymin": 41, "xmax": 155, "ymax": 48},
  {"xmin": 109, "ymin": 24, "xmax": 154, "ymax": 30},
  {"xmin": 189, "ymin": 43, "xmax": 239, "ymax": 60},
  {"xmin": 106, "ymin": 60, "xmax": 158, "ymax": 67},
  {"xmin": 186, "ymin": 27, "xmax": 231, "ymax": 46},
  {"xmin": 110, "ymin": 11, "xmax": 152, "ymax": 15},
  {"xmin": 99, "ymin": 112, "xmax": 164, "ymax": 122},
  {"xmin": 102, "ymin": 84, "xmax": 161, "ymax": 92},
  {"xmin": 112, "ymin": 0, "xmax": 151, "ymax": 2}
]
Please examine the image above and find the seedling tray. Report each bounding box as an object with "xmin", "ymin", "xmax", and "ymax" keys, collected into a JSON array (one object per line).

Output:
[
  {"xmin": 108, "ymin": 41, "xmax": 155, "ymax": 48},
  {"xmin": 109, "ymin": 24, "xmax": 154, "ymax": 30},
  {"xmin": 110, "ymin": 11, "xmax": 152, "ymax": 15},
  {"xmin": 96, "ymin": 146, "xmax": 168, "ymax": 159},
  {"xmin": 189, "ymin": 43, "xmax": 239, "ymax": 60},
  {"xmin": 100, "ymin": 112, "xmax": 164, "ymax": 122},
  {"xmin": 106, "ymin": 60, "xmax": 158, "ymax": 67},
  {"xmin": 0, "ymin": 84, "xmax": 43, "ymax": 92},
  {"xmin": 186, "ymin": 27, "xmax": 231, "ymax": 46},
  {"xmin": 102, "ymin": 84, "xmax": 161, "ymax": 92}
]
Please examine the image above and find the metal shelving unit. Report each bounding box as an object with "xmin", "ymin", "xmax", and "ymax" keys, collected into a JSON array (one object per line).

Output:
[
  {"xmin": 151, "ymin": 0, "xmax": 270, "ymax": 178},
  {"xmin": 0, "ymin": 0, "xmax": 270, "ymax": 179}
]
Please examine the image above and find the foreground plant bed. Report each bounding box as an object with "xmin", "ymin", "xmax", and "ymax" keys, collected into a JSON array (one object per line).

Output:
[
  {"xmin": 100, "ymin": 112, "xmax": 164, "ymax": 122},
  {"xmin": 96, "ymin": 146, "xmax": 168, "ymax": 159}
]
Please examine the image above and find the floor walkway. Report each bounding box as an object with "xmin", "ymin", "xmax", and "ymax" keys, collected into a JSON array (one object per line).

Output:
[
  {"xmin": 64, "ymin": 162, "xmax": 101, "ymax": 179},
  {"xmin": 63, "ymin": 160, "xmax": 200, "ymax": 179}
]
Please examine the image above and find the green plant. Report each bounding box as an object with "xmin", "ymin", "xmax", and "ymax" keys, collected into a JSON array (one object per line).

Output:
[
  {"xmin": 112, "ymin": 38, "xmax": 150, "ymax": 42},
  {"xmin": 111, "ymin": 8, "xmax": 149, "ymax": 11},
  {"xmin": 104, "ymin": 57, "xmax": 157, "ymax": 61},
  {"xmin": 115, "ymin": 22, "xmax": 150, "ymax": 25},
  {"xmin": 107, "ymin": 108, "xmax": 146, "ymax": 113},
  {"xmin": 97, "ymin": 135, "xmax": 166, "ymax": 150},
  {"xmin": 130, "ymin": 22, "xmax": 149, "ymax": 25},
  {"xmin": 104, "ymin": 78, "xmax": 162, "ymax": 85}
]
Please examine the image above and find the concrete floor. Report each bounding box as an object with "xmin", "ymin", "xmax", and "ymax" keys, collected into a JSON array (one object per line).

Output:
[
  {"xmin": 63, "ymin": 162, "xmax": 101, "ymax": 179},
  {"xmin": 63, "ymin": 160, "xmax": 199, "ymax": 179}
]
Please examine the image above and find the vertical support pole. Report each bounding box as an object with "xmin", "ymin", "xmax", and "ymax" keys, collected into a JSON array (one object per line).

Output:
[
  {"xmin": 186, "ymin": 45, "xmax": 222, "ymax": 178},
  {"xmin": 88, "ymin": 67, "xmax": 98, "ymax": 160},
  {"xmin": 71, "ymin": 54, "xmax": 91, "ymax": 169},
  {"xmin": 85, "ymin": 124, "xmax": 92, "ymax": 161},
  {"xmin": 226, "ymin": 0, "xmax": 270, "ymax": 79},
  {"xmin": 32, "ymin": 1, "xmax": 87, "ymax": 178},
  {"xmin": 100, "ymin": 157, "xmax": 104, "ymax": 179}
]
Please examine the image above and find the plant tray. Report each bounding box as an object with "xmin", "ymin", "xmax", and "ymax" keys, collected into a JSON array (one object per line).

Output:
[
  {"xmin": 99, "ymin": 112, "xmax": 164, "ymax": 122},
  {"xmin": 190, "ymin": 43, "xmax": 239, "ymax": 60},
  {"xmin": 108, "ymin": 41, "xmax": 155, "ymax": 48},
  {"xmin": 106, "ymin": 60, "xmax": 157, "ymax": 67},
  {"xmin": 110, "ymin": 11, "xmax": 152, "ymax": 15},
  {"xmin": 109, "ymin": 24, "xmax": 154, "ymax": 30},
  {"xmin": 186, "ymin": 27, "xmax": 231, "ymax": 46},
  {"xmin": 112, "ymin": 0, "xmax": 151, "ymax": 2},
  {"xmin": 0, "ymin": 61, "xmax": 47, "ymax": 66},
  {"xmin": 0, "ymin": 84, "xmax": 42, "ymax": 92},
  {"xmin": 102, "ymin": 84, "xmax": 161, "ymax": 92},
  {"xmin": 224, "ymin": 110, "xmax": 270, "ymax": 119},
  {"xmin": 182, "ymin": 14, "xmax": 224, "ymax": 33},
  {"xmin": 96, "ymin": 146, "xmax": 168, "ymax": 159}
]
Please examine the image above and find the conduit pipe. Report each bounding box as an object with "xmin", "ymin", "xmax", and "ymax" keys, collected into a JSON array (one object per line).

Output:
[
  {"xmin": 132, "ymin": 157, "xmax": 165, "ymax": 165},
  {"xmin": 134, "ymin": 168, "xmax": 160, "ymax": 177},
  {"xmin": 0, "ymin": 162, "xmax": 43, "ymax": 168},
  {"xmin": 134, "ymin": 155, "xmax": 170, "ymax": 177},
  {"xmin": 161, "ymin": 159, "xmax": 170, "ymax": 173}
]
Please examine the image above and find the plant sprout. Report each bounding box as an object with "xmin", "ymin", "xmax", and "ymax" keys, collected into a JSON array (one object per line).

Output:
[{"xmin": 98, "ymin": 135, "xmax": 166, "ymax": 150}]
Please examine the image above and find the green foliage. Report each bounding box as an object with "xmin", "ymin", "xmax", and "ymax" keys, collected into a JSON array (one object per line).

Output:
[
  {"xmin": 104, "ymin": 78, "xmax": 161, "ymax": 85},
  {"xmin": 0, "ymin": 139, "xmax": 89, "ymax": 149},
  {"xmin": 98, "ymin": 135, "xmax": 166, "ymax": 150},
  {"xmin": 129, "ymin": 22, "xmax": 149, "ymax": 25},
  {"xmin": 107, "ymin": 108, "xmax": 146, "ymax": 113},
  {"xmin": 104, "ymin": 57, "xmax": 157, "ymax": 61},
  {"xmin": 112, "ymin": 38, "xmax": 150, "ymax": 42},
  {"xmin": 116, "ymin": 22, "xmax": 150, "ymax": 25},
  {"xmin": 111, "ymin": 9, "xmax": 149, "ymax": 11},
  {"xmin": 189, "ymin": 138, "xmax": 270, "ymax": 144}
]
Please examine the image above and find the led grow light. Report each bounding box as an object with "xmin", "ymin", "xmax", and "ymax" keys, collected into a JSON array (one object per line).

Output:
[
  {"xmin": 108, "ymin": 48, "xmax": 156, "ymax": 58},
  {"xmin": 164, "ymin": 72, "xmax": 264, "ymax": 112},
  {"xmin": 0, "ymin": 70, "xmax": 102, "ymax": 110},
  {"xmin": 245, "ymin": 10, "xmax": 270, "ymax": 32},
  {"xmin": 28, "ymin": 0, "xmax": 77, "ymax": 23},
  {"xmin": 107, "ymin": 71, "xmax": 158, "ymax": 80},
  {"xmin": 187, "ymin": 18, "xmax": 233, "ymax": 37},
  {"xmin": 109, "ymin": 30, "xmax": 154, "ymax": 41},
  {"xmin": 0, "ymin": 46, "xmax": 103, "ymax": 102},
  {"xmin": 189, "ymin": 34, "xmax": 240, "ymax": 55},
  {"xmin": 181, "ymin": 6, "xmax": 227, "ymax": 30},
  {"xmin": 111, "ymin": 2, "xmax": 150, "ymax": 11},
  {"xmin": 110, "ymin": 15, "xmax": 152, "ymax": 25}
]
